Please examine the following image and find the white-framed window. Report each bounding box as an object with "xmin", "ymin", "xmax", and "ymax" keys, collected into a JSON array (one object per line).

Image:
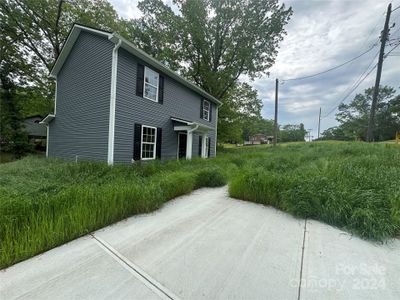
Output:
[
  {"xmin": 203, "ymin": 100, "xmax": 210, "ymax": 121},
  {"xmin": 141, "ymin": 125, "xmax": 157, "ymax": 160},
  {"xmin": 144, "ymin": 66, "xmax": 159, "ymax": 102}
]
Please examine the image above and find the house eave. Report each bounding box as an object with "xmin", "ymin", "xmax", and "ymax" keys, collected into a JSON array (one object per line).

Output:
[
  {"xmin": 49, "ymin": 24, "xmax": 221, "ymax": 106},
  {"xmin": 171, "ymin": 117, "xmax": 213, "ymax": 132},
  {"xmin": 113, "ymin": 34, "xmax": 221, "ymax": 106},
  {"xmin": 50, "ymin": 24, "xmax": 113, "ymax": 77}
]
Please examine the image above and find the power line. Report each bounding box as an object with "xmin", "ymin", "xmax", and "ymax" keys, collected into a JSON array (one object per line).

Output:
[
  {"xmin": 385, "ymin": 41, "xmax": 400, "ymax": 56},
  {"xmin": 322, "ymin": 39, "xmax": 399, "ymax": 119},
  {"xmin": 322, "ymin": 62, "xmax": 378, "ymax": 118},
  {"xmin": 322, "ymin": 48, "xmax": 379, "ymax": 118},
  {"xmin": 281, "ymin": 44, "xmax": 378, "ymax": 82}
]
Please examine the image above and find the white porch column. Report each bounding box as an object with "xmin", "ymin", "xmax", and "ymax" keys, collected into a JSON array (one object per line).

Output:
[
  {"xmin": 201, "ymin": 133, "xmax": 207, "ymax": 158},
  {"xmin": 186, "ymin": 130, "xmax": 193, "ymax": 159}
]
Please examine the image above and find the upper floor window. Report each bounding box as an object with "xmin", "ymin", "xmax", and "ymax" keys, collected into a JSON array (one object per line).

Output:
[
  {"xmin": 202, "ymin": 100, "xmax": 210, "ymax": 121},
  {"xmin": 141, "ymin": 125, "xmax": 157, "ymax": 160},
  {"xmin": 144, "ymin": 66, "xmax": 159, "ymax": 102}
]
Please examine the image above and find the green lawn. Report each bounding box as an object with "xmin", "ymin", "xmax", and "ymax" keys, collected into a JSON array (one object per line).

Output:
[{"xmin": 1, "ymin": 142, "xmax": 399, "ymax": 269}]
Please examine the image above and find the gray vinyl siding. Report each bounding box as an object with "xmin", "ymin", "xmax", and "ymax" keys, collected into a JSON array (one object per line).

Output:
[
  {"xmin": 114, "ymin": 48, "xmax": 217, "ymax": 163},
  {"xmin": 48, "ymin": 32, "xmax": 113, "ymax": 161}
]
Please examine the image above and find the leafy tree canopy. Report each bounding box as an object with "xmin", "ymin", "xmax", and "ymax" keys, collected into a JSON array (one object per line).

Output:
[
  {"xmin": 323, "ymin": 86, "xmax": 400, "ymax": 141},
  {"xmin": 279, "ymin": 123, "xmax": 307, "ymax": 143},
  {"xmin": 128, "ymin": 0, "xmax": 292, "ymax": 99},
  {"xmin": 1, "ymin": 0, "xmax": 121, "ymax": 91}
]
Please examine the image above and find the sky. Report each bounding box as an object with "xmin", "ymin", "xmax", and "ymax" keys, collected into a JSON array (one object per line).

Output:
[{"xmin": 110, "ymin": 0, "xmax": 400, "ymax": 138}]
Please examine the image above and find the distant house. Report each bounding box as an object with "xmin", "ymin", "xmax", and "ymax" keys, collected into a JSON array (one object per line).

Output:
[
  {"xmin": 23, "ymin": 115, "xmax": 46, "ymax": 138},
  {"xmin": 245, "ymin": 134, "xmax": 273, "ymax": 145},
  {"xmin": 23, "ymin": 115, "xmax": 46, "ymax": 149},
  {"xmin": 41, "ymin": 24, "xmax": 221, "ymax": 164}
]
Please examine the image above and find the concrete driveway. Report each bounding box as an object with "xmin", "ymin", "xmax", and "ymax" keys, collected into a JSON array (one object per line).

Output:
[{"xmin": 1, "ymin": 187, "xmax": 399, "ymax": 299}]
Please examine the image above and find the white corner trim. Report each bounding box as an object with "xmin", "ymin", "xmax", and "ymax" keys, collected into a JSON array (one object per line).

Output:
[{"xmin": 107, "ymin": 38, "xmax": 122, "ymax": 166}]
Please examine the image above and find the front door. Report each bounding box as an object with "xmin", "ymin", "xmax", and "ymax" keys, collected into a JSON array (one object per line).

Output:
[{"xmin": 178, "ymin": 132, "xmax": 187, "ymax": 159}]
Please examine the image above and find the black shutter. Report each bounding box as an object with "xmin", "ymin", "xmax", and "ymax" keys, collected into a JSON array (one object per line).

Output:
[
  {"xmin": 158, "ymin": 75, "xmax": 164, "ymax": 104},
  {"xmin": 156, "ymin": 128, "xmax": 162, "ymax": 159},
  {"xmin": 200, "ymin": 99, "xmax": 204, "ymax": 119},
  {"xmin": 198, "ymin": 136, "xmax": 202, "ymax": 156},
  {"xmin": 208, "ymin": 137, "xmax": 211, "ymax": 158},
  {"xmin": 209, "ymin": 103, "xmax": 212, "ymax": 122},
  {"xmin": 133, "ymin": 123, "xmax": 142, "ymax": 160},
  {"xmin": 136, "ymin": 64, "xmax": 144, "ymax": 97}
]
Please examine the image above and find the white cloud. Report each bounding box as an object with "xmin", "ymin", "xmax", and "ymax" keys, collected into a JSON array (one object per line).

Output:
[{"xmin": 109, "ymin": 0, "xmax": 142, "ymax": 19}]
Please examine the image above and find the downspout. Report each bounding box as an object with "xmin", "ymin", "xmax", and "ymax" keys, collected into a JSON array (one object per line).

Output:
[{"xmin": 107, "ymin": 37, "xmax": 122, "ymax": 165}]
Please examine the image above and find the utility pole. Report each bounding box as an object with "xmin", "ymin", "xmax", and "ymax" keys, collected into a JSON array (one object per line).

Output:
[
  {"xmin": 367, "ymin": 3, "xmax": 392, "ymax": 142},
  {"xmin": 273, "ymin": 78, "xmax": 279, "ymax": 146},
  {"xmin": 317, "ymin": 107, "xmax": 321, "ymax": 139}
]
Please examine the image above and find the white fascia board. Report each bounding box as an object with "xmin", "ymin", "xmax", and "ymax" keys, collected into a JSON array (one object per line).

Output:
[{"xmin": 50, "ymin": 24, "xmax": 221, "ymax": 105}]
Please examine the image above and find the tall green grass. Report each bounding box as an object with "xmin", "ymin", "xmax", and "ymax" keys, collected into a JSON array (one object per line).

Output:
[
  {"xmin": 1, "ymin": 142, "xmax": 399, "ymax": 269},
  {"xmin": 0, "ymin": 157, "xmax": 234, "ymax": 269},
  {"xmin": 229, "ymin": 142, "xmax": 400, "ymax": 241}
]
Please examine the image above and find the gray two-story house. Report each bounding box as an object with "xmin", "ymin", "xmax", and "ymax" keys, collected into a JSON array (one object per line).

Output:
[{"xmin": 41, "ymin": 24, "xmax": 221, "ymax": 165}]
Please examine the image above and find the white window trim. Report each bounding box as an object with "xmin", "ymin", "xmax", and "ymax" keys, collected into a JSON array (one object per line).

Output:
[
  {"xmin": 203, "ymin": 100, "xmax": 210, "ymax": 121},
  {"xmin": 140, "ymin": 125, "xmax": 157, "ymax": 160},
  {"xmin": 143, "ymin": 66, "xmax": 159, "ymax": 102}
]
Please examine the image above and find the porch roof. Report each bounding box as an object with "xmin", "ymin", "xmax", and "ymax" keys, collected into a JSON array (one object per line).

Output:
[{"xmin": 171, "ymin": 117, "xmax": 213, "ymax": 132}]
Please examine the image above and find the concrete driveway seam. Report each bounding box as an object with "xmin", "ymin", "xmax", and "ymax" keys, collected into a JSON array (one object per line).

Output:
[
  {"xmin": 91, "ymin": 234, "xmax": 180, "ymax": 300},
  {"xmin": 297, "ymin": 219, "xmax": 308, "ymax": 300}
]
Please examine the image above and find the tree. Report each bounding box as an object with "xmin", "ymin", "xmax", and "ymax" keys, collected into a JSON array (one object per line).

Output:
[
  {"xmin": 1, "ymin": 0, "xmax": 123, "ymax": 154},
  {"xmin": 218, "ymin": 82, "xmax": 263, "ymax": 143},
  {"xmin": 1, "ymin": 0, "xmax": 121, "ymax": 94},
  {"xmin": 0, "ymin": 62, "xmax": 31, "ymax": 156},
  {"xmin": 279, "ymin": 123, "xmax": 307, "ymax": 142},
  {"xmin": 130, "ymin": 0, "xmax": 292, "ymax": 100},
  {"xmin": 320, "ymin": 126, "xmax": 352, "ymax": 141},
  {"xmin": 242, "ymin": 118, "xmax": 274, "ymax": 141},
  {"xmin": 333, "ymin": 86, "xmax": 400, "ymax": 141}
]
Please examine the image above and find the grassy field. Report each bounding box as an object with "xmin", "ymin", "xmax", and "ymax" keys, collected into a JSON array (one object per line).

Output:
[{"xmin": 1, "ymin": 142, "xmax": 399, "ymax": 268}]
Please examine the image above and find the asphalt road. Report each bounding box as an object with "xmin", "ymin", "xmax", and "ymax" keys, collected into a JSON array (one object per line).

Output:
[{"xmin": 1, "ymin": 187, "xmax": 399, "ymax": 299}]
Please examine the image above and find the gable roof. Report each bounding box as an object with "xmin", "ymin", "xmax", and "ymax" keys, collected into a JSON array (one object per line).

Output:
[{"xmin": 50, "ymin": 24, "xmax": 221, "ymax": 105}]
